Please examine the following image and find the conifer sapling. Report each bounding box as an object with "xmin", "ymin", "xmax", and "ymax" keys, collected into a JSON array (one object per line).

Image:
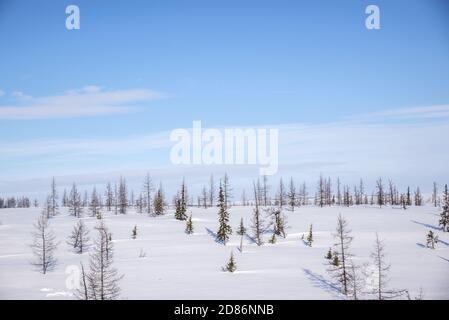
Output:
[
  {"xmin": 223, "ymin": 252, "xmax": 237, "ymax": 273},
  {"xmin": 307, "ymin": 224, "xmax": 313, "ymax": 247},
  {"xmin": 236, "ymin": 218, "xmax": 246, "ymax": 236},
  {"xmin": 185, "ymin": 215, "xmax": 194, "ymax": 234}
]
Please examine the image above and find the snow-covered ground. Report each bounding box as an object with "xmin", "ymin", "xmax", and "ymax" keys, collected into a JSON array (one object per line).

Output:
[{"xmin": 0, "ymin": 205, "xmax": 448, "ymax": 300}]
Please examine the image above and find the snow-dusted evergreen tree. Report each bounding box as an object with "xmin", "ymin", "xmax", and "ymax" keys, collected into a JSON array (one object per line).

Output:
[
  {"xmin": 131, "ymin": 225, "xmax": 137, "ymax": 239},
  {"xmin": 325, "ymin": 248, "xmax": 333, "ymax": 260},
  {"xmin": 439, "ymin": 184, "xmax": 449, "ymax": 232},
  {"xmin": 142, "ymin": 173, "xmax": 154, "ymax": 215},
  {"xmin": 251, "ymin": 181, "xmax": 264, "ymax": 246},
  {"xmin": 175, "ymin": 180, "xmax": 187, "ymax": 220},
  {"xmin": 325, "ymin": 177, "xmax": 332, "ymax": 206},
  {"xmin": 376, "ymin": 178, "xmax": 385, "ymax": 207},
  {"xmin": 358, "ymin": 178, "xmax": 365, "ymax": 206},
  {"xmin": 136, "ymin": 193, "xmax": 144, "ymax": 214},
  {"xmin": 307, "ymin": 224, "xmax": 313, "ymax": 247},
  {"xmin": 80, "ymin": 222, "xmax": 123, "ymax": 300},
  {"xmin": 105, "ymin": 182, "xmax": 113, "ymax": 212},
  {"xmin": 317, "ymin": 175, "xmax": 326, "ymax": 207},
  {"xmin": 67, "ymin": 219, "xmax": 90, "ymax": 254},
  {"xmin": 223, "ymin": 252, "xmax": 236, "ymax": 272},
  {"xmin": 216, "ymin": 181, "xmax": 232, "ymax": 244},
  {"xmin": 414, "ymin": 187, "xmax": 423, "ymax": 206},
  {"xmin": 399, "ymin": 193, "xmax": 406, "ymax": 209},
  {"xmin": 153, "ymin": 184, "xmax": 166, "ymax": 215},
  {"xmin": 426, "ymin": 230, "xmax": 438, "ymax": 249},
  {"xmin": 89, "ymin": 187, "xmax": 101, "ymax": 218},
  {"xmin": 328, "ymin": 214, "xmax": 353, "ymax": 295},
  {"xmin": 268, "ymin": 232, "xmax": 277, "ymax": 244},
  {"xmin": 68, "ymin": 183, "xmax": 83, "ymax": 218},
  {"xmin": 287, "ymin": 177, "xmax": 297, "ymax": 211},
  {"xmin": 62, "ymin": 189, "xmax": 68, "ymax": 207},
  {"xmin": 31, "ymin": 212, "xmax": 58, "ymax": 274},
  {"xmin": 331, "ymin": 251, "xmax": 340, "ymax": 267},
  {"xmin": 269, "ymin": 207, "xmax": 286, "ymax": 238},
  {"xmin": 48, "ymin": 177, "xmax": 59, "ymax": 217},
  {"xmin": 185, "ymin": 215, "xmax": 193, "ymax": 234},
  {"xmin": 388, "ymin": 179, "xmax": 396, "ymax": 205},
  {"xmin": 406, "ymin": 186, "xmax": 412, "ymax": 206},
  {"xmin": 118, "ymin": 176, "xmax": 128, "ymax": 214},
  {"xmin": 236, "ymin": 218, "xmax": 246, "ymax": 236}
]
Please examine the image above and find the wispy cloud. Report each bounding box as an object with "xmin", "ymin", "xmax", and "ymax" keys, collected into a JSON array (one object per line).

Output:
[
  {"xmin": 1, "ymin": 104, "xmax": 449, "ymax": 196},
  {"xmin": 0, "ymin": 132, "xmax": 171, "ymax": 158},
  {"xmin": 0, "ymin": 86, "xmax": 164, "ymax": 119},
  {"xmin": 347, "ymin": 104, "xmax": 449, "ymax": 121}
]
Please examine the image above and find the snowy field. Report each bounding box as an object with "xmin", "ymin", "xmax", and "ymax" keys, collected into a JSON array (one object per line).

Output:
[{"xmin": 0, "ymin": 205, "xmax": 448, "ymax": 300}]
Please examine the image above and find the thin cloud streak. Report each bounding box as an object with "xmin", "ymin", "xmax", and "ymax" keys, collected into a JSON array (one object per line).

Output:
[{"xmin": 0, "ymin": 86, "xmax": 164, "ymax": 119}]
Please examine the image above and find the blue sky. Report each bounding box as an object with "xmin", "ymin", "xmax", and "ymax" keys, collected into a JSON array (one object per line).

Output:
[{"xmin": 0, "ymin": 0, "xmax": 449, "ymax": 197}]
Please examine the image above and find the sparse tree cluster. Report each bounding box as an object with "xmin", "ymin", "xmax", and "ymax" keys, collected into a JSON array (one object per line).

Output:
[{"xmin": 77, "ymin": 222, "xmax": 123, "ymax": 300}]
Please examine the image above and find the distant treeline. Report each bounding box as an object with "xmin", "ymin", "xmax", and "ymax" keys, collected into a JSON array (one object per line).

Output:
[{"xmin": 0, "ymin": 196, "xmax": 34, "ymax": 209}]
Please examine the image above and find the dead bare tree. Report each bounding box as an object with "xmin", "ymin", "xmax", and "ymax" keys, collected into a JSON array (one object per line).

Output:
[
  {"xmin": 328, "ymin": 214, "xmax": 353, "ymax": 295},
  {"xmin": 31, "ymin": 213, "xmax": 58, "ymax": 274},
  {"xmin": 368, "ymin": 233, "xmax": 405, "ymax": 300},
  {"xmin": 251, "ymin": 181, "xmax": 264, "ymax": 246},
  {"xmin": 67, "ymin": 219, "xmax": 90, "ymax": 254},
  {"xmin": 79, "ymin": 222, "xmax": 123, "ymax": 300}
]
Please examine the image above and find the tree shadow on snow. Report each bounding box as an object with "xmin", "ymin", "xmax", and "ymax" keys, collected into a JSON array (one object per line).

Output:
[
  {"xmin": 205, "ymin": 227, "xmax": 225, "ymax": 245},
  {"xmin": 301, "ymin": 239, "xmax": 310, "ymax": 246},
  {"xmin": 245, "ymin": 234, "xmax": 258, "ymax": 245},
  {"xmin": 411, "ymin": 220, "xmax": 442, "ymax": 231},
  {"xmin": 438, "ymin": 256, "xmax": 449, "ymax": 263},
  {"xmin": 416, "ymin": 243, "xmax": 426, "ymax": 249},
  {"xmin": 302, "ymin": 268, "xmax": 343, "ymax": 299},
  {"xmin": 437, "ymin": 239, "xmax": 449, "ymax": 247}
]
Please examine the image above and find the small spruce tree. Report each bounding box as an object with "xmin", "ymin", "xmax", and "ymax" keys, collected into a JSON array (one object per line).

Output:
[
  {"xmin": 426, "ymin": 230, "xmax": 438, "ymax": 249},
  {"xmin": 216, "ymin": 181, "xmax": 232, "ymax": 244},
  {"xmin": 307, "ymin": 224, "xmax": 313, "ymax": 247},
  {"xmin": 332, "ymin": 251, "xmax": 340, "ymax": 266},
  {"xmin": 131, "ymin": 225, "xmax": 137, "ymax": 239},
  {"xmin": 174, "ymin": 180, "xmax": 188, "ymax": 220},
  {"xmin": 269, "ymin": 232, "xmax": 277, "ymax": 244},
  {"xmin": 223, "ymin": 252, "xmax": 237, "ymax": 272},
  {"xmin": 153, "ymin": 185, "xmax": 166, "ymax": 215},
  {"xmin": 325, "ymin": 248, "xmax": 332, "ymax": 260},
  {"xmin": 236, "ymin": 218, "xmax": 246, "ymax": 236},
  {"xmin": 185, "ymin": 215, "xmax": 194, "ymax": 234},
  {"xmin": 439, "ymin": 184, "xmax": 449, "ymax": 232}
]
